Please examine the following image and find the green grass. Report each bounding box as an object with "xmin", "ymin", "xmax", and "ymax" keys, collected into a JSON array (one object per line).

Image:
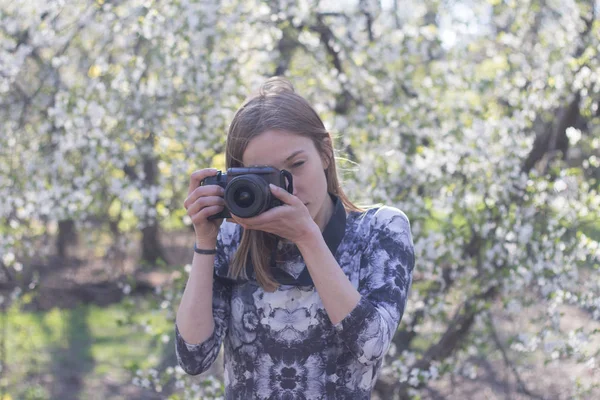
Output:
[{"xmin": 1, "ymin": 296, "xmax": 172, "ymax": 399}]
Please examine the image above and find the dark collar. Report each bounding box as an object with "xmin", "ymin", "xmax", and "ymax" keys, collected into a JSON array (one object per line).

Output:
[{"xmin": 267, "ymin": 192, "xmax": 347, "ymax": 286}]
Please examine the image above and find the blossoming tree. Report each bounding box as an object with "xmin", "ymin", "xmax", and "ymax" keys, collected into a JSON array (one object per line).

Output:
[{"xmin": 1, "ymin": 0, "xmax": 599, "ymax": 398}]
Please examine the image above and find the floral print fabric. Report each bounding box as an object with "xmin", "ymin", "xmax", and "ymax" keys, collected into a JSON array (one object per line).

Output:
[{"xmin": 175, "ymin": 196, "xmax": 415, "ymax": 399}]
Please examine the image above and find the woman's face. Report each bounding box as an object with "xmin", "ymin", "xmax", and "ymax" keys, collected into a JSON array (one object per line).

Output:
[{"xmin": 241, "ymin": 129, "xmax": 331, "ymax": 224}]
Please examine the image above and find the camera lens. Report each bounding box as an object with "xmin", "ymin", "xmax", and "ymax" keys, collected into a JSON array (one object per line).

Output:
[
  {"xmin": 234, "ymin": 188, "xmax": 255, "ymax": 208},
  {"xmin": 224, "ymin": 175, "xmax": 271, "ymax": 218}
]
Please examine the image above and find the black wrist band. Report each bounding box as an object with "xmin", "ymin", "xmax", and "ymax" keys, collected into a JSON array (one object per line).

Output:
[{"xmin": 194, "ymin": 242, "xmax": 217, "ymax": 255}]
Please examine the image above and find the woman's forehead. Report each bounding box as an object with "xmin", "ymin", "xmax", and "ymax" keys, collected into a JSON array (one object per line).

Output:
[{"xmin": 242, "ymin": 130, "xmax": 313, "ymax": 165}]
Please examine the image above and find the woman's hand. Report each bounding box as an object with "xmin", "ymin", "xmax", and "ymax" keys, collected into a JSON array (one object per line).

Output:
[
  {"xmin": 231, "ymin": 184, "xmax": 319, "ymax": 245},
  {"xmin": 183, "ymin": 168, "xmax": 226, "ymax": 246}
]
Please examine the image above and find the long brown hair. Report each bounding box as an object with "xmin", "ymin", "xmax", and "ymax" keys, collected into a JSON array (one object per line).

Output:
[{"xmin": 225, "ymin": 77, "xmax": 365, "ymax": 292}]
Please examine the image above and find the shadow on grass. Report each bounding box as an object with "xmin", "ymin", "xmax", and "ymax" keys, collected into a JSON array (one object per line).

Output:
[{"xmin": 48, "ymin": 306, "xmax": 94, "ymax": 400}]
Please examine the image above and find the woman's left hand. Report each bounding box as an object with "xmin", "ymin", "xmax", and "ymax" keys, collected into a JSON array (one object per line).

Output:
[{"xmin": 230, "ymin": 184, "xmax": 319, "ymax": 245}]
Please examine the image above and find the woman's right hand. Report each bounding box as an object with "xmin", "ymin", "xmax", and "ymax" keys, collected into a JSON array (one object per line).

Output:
[{"xmin": 184, "ymin": 168, "xmax": 226, "ymax": 245}]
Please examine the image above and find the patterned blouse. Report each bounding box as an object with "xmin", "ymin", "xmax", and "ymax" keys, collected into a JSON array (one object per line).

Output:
[{"xmin": 175, "ymin": 193, "xmax": 415, "ymax": 399}]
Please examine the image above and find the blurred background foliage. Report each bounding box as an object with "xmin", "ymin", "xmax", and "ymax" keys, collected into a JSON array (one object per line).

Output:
[{"xmin": 1, "ymin": 0, "xmax": 599, "ymax": 399}]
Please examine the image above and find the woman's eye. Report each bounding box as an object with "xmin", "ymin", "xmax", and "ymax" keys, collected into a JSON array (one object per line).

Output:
[{"xmin": 292, "ymin": 161, "xmax": 305, "ymax": 168}]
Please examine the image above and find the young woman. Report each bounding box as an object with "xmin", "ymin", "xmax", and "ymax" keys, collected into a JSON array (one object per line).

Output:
[{"xmin": 176, "ymin": 77, "xmax": 415, "ymax": 399}]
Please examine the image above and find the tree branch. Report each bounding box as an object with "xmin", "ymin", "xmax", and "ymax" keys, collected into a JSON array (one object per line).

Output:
[{"xmin": 487, "ymin": 311, "xmax": 545, "ymax": 399}]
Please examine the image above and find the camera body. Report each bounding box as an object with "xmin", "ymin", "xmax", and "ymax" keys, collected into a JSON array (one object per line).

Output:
[{"xmin": 201, "ymin": 166, "xmax": 294, "ymax": 220}]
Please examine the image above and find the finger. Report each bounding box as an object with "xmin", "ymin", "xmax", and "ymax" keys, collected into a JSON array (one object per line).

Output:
[
  {"xmin": 230, "ymin": 214, "xmax": 251, "ymax": 229},
  {"xmin": 188, "ymin": 168, "xmax": 220, "ymax": 196},
  {"xmin": 230, "ymin": 215, "xmax": 249, "ymax": 230},
  {"xmin": 229, "ymin": 215, "xmax": 245, "ymax": 226},
  {"xmin": 184, "ymin": 185, "xmax": 225, "ymax": 210},
  {"xmin": 190, "ymin": 204, "xmax": 225, "ymax": 225},
  {"xmin": 187, "ymin": 195, "xmax": 225, "ymax": 216},
  {"xmin": 185, "ymin": 185, "xmax": 224, "ymax": 209},
  {"xmin": 235, "ymin": 205, "xmax": 285, "ymax": 227},
  {"xmin": 269, "ymin": 184, "xmax": 300, "ymax": 206}
]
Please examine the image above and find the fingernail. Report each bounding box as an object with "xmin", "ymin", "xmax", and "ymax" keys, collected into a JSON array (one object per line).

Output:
[{"xmin": 269, "ymin": 184, "xmax": 276, "ymax": 190}]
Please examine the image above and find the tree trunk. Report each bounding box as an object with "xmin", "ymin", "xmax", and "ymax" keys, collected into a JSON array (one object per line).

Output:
[
  {"xmin": 522, "ymin": 93, "xmax": 579, "ymax": 173},
  {"xmin": 57, "ymin": 219, "xmax": 77, "ymax": 259},
  {"xmin": 140, "ymin": 149, "xmax": 167, "ymax": 265},
  {"xmin": 141, "ymin": 223, "xmax": 163, "ymax": 265}
]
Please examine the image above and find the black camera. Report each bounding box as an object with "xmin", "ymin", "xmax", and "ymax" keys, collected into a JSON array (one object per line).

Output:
[{"xmin": 200, "ymin": 166, "xmax": 294, "ymax": 220}]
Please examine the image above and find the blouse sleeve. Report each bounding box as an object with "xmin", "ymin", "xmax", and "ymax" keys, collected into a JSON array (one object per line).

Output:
[
  {"xmin": 333, "ymin": 207, "xmax": 415, "ymax": 366},
  {"xmin": 174, "ymin": 224, "xmax": 235, "ymax": 375}
]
